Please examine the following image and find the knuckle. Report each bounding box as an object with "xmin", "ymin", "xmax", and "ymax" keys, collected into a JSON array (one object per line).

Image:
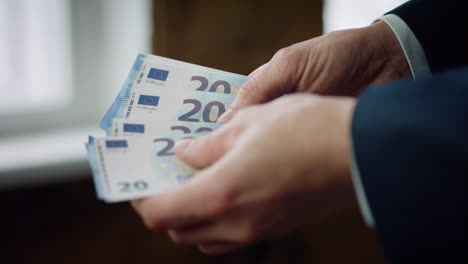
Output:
[
  {"xmin": 237, "ymin": 76, "xmax": 260, "ymax": 102},
  {"xmin": 236, "ymin": 46, "xmax": 299, "ymax": 106},
  {"xmin": 272, "ymin": 46, "xmax": 301, "ymax": 75},
  {"xmin": 239, "ymin": 223, "xmax": 259, "ymax": 243},
  {"xmin": 199, "ymin": 245, "xmax": 222, "ymax": 256},
  {"xmin": 142, "ymin": 218, "xmax": 158, "ymax": 231},
  {"xmin": 206, "ymin": 192, "xmax": 232, "ymax": 218},
  {"xmin": 168, "ymin": 231, "xmax": 184, "ymax": 244},
  {"xmin": 206, "ymin": 187, "xmax": 237, "ymax": 218},
  {"xmin": 273, "ymin": 47, "xmax": 294, "ymax": 62},
  {"xmin": 141, "ymin": 212, "xmax": 163, "ymax": 231}
]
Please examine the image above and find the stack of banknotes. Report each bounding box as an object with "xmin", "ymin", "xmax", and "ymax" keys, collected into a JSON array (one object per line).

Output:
[{"xmin": 86, "ymin": 54, "xmax": 249, "ymax": 202}]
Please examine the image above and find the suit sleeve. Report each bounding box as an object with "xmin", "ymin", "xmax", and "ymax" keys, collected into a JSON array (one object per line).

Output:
[
  {"xmin": 387, "ymin": 0, "xmax": 468, "ymax": 73},
  {"xmin": 351, "ymin": 68, "xmax": 468, "ymax": 263}
]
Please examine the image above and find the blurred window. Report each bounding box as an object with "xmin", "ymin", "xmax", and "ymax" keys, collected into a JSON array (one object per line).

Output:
[
  {"xmin": 323, "ymin": 0, "xmax": 409, "ymax": 33},
  {"xmin": 0, "ymin": 0, "xmax": 72, "ymax": 115},
  {"xmin": 0, "ymin": 0, "xmax": 152, "ymax": 186},
  {"xmin": 0, "ymin": 0, "xmax": 152, "ymax": 136}
]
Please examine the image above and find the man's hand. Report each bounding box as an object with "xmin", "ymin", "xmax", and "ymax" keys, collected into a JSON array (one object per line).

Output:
[
  {"xmin": 218, "ymin": 21, "xmax": 410, "ymax": 122},
  {"xmin": 132, "ymin": 94, "xmax": 357, "ymax": 255}
]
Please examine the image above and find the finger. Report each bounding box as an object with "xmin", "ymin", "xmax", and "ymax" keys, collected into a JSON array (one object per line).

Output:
[
  {"xmin": 198, "ymin": 242, "xmax": 241, "ymax": 256},
  {"xmin": 131, "ymin": 173, "xmax": 228, "ymax": 231},
  {"xmin": 130, "ymin": 198, "xmax": 144, "ymax": 212},
  {"xmin": 248, "ymin": 63, "xmax": 268, "ymax": 77},
  {"xmin": 216, "ymin": 63, "xmax": 269, "ymax": 124},
  {"xmin": 168, "ymin": 217, "xmax": 250, "ymax": 244},
  {"xmin": 229, "ymin": 48, "xmax": 302, "ymax": 111},
  {"xmin": 133, "ymin": 141, "xmax": 247, "ymax": 231},
  {"xmin": 174, "ymin": 125, "xmax": 232, "ymax": 169}
]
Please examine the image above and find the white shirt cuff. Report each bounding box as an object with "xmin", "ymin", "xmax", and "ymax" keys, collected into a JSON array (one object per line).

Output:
[
  {"xmin": 379, "ymin": 14, "xmax": 431, "ymax": 79},
  {"xmin": 351, "ymin": 14, "xmax": 431, "ymax": 228}
]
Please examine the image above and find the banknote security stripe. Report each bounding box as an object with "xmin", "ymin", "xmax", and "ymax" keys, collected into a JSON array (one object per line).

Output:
[
  {"xmin": 138, "ymin": 95, "xmax": 160, "ymax": 106},
  {"xmin": 100, "ymin": 53, "xmax": 146, "ymax": 130},
  {"xmin": 148, "ymin": 68, "xmax": 169, "ymax": 81},
  {"xmin": 105, "ymin": 140, "xmax": 128, "ymax": 148},
  {"xmin": 123, "ymin": 123, "xmax": 145, "ymax": 133}
]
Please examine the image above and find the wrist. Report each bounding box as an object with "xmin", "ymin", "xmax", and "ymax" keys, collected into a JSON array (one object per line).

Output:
[
  {"xmin": 329, "ymin": 97, "xmax": 355, "ymax": 185},
  {"xmin": 316, "ymin": 96, "xmax": 357, "ymax": 207},
  {"xmin": 363, "ymin": 21, "xmax": 412, "ymax": 82}
]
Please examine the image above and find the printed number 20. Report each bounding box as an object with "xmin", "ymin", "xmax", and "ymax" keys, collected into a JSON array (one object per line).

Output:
[
  {"xmin": 191, "ymin": 76, "xmax": 231, "ymax": 94},
  {"xmin": 154, "ymin": 137, "xmax": 194, "ymax": 156},
  {"xmin": 154, "ymin": 138, "xmax": 174, "ymax": 156},
  {"xmin": 178, "ymin": 99, "xmax": 226, "ymax": 123},
  {"xmin": 118, "ymin": 181, "xmax": 148, "ymax": 192}
]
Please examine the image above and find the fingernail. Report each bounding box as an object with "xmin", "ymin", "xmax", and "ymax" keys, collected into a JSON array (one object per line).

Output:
[
  {"xmin": 217, "ymin": 109, "xmax": 234, "ymax": 123},
  {"xmin": 174, "ymin": 138, "xmax": 193, "ymax": 152}
]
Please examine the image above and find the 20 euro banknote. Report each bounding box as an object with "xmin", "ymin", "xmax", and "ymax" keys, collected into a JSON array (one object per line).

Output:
[
  {"xmin": 100, "ymin": 53, "xmax": 249, "ymax": 131},
  {"xmin": 108, "ymin": 117, "xmax": 222, "ymax": 137},
  {"xmin": 88, "ymin": 54, "xmax": 249, "ymax": 202},
  {"xmin": 86, "ymin": 134, "xmax": 201, "ymax": 202}
]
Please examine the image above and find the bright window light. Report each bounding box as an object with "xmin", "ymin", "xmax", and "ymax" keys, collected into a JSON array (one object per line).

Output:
[
  {"xmin": 0, "ymin": 0, "xmax": 152, "ymax": 187},
  {"xmin": 0, "ymin": 0, "xmax": 72, "ymax": 114},
  {"xmin": 323, "ymin": 0, "xmax": 409, "ymax": 33}
]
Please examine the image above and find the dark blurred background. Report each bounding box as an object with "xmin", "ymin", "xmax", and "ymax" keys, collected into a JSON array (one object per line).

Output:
[{"xmin": 0, "ymin": 0, "xmax": 408, "ymax": 263}]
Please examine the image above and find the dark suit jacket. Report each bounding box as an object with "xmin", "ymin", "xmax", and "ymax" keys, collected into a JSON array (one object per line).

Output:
[
  {"xmin": 388, "ymin": 0, "xmax": 468, "ymax": 72},
  {"xmin": 352, "ymin": 1, "xmax": 468, "ymax": 263}
]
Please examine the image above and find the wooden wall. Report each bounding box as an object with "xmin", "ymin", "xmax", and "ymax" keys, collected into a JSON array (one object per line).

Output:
[{"xmin": 153, "ymin": 0, "xmax": 324, "ymax": 74}]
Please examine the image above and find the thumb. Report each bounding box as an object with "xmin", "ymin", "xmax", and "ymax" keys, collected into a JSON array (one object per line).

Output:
[
  {"xmin": 174, "ymin": 128, "xmax": 230, "ymax": 169},
  {"xmin": 231, "ymin": 48, "xmax": 301, "ymax": 110}
]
